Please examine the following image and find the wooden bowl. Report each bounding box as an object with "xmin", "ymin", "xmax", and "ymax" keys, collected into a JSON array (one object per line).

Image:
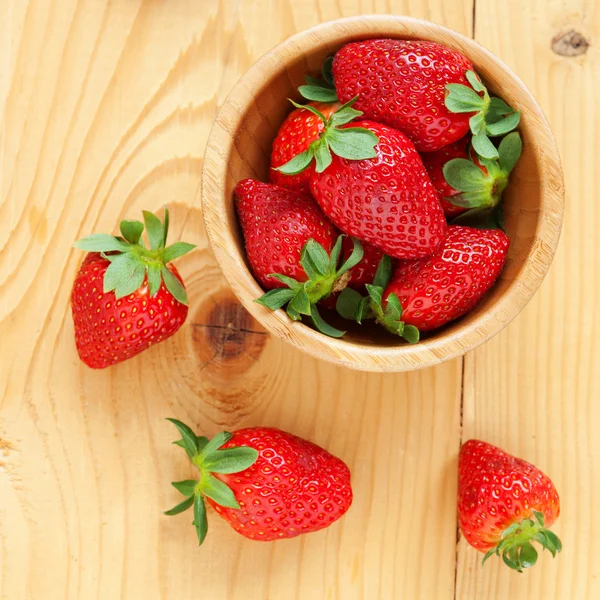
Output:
[{"xmin": 201, "ymin": 15, "xmax": 564, "ymax": 372}]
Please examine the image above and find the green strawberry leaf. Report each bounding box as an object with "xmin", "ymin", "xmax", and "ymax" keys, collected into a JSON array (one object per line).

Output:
[
  {"xmin": 297, "ymin": 85, "xmax": 338, "ymax": 103},
  {"xmin": 161, "ymin": 242, "xmax": 196, "ymax": 263},
  {"xmin": 336, "ymin": 287, "xmax": 364, "ymax": 320},
  {"xmin": 486, "ymin": 112, "xmax": 520, "ymax": 137},
  {"xmin": 289, "ymin": 286, "xmax": 312, "ymax": 316},
  {"xmin": 326, "ymin": 127, "xmax": 378, "ymax": 160},
  {"xmin": 73, "ymin": 234, "xmax": 130, "ymax": 253},
  {"xmin": 274, "ymin": 148, "xmax": 315, "ymax": 175},
  {"xmin": 471, "ymin": 131, "xmax": 499, "ymax": 160},
  {"xmin": 147, "ymin": 264, "xmax": 162, "ymax": 297},
  {"xmin": 255, "ymin": 288, "xmax": 296, "ymax": 310},
  {"xmin": 164, "ymin": 495, "xmax": 194, "ymax": 516},
  {"xmin": 402, "ymin": 325, "xmax": 420, "ymax": 344},
  {"xmin": 465, "ymin": 70, "xmax": 485, "ymax": 93},
  {"xmin": 172, "ymin": 479, "xmax": 197, "ymax": 496},
  {"xmin": 373, "ymin": 254, "xmax": 393, "ymax": 289},
  {"xmin": 356, "ymin": 296, "xmax": 372, "ymax": 323},
  {"xmin": 328, "ymin": 235, "xmax": 344, "ymax": 271},
  {"xmin": 314, "ymin": 140, "xmax": 333, "ymax": 173},
  {"xmin": 443, "ymin": 158, "xmax": 490, "ymax": 192},
  {"xmin": 161, "ymin": 266, "xmax": 188, "ymax": 305},
  {"xmin": 193, "ymin": 494, "xmax": 208, "ymax": 546},
  {"xmin": 202, "ymin": 447, "xmax": 259, "ymax": 474},
  {"xmin": 198, "ymin": 431, "xmax": 233, "ymax": 458},
  {"xmin": 330, "ymin": 106, "xmax": 363, "ymax": 127},
  {"xmin": 310, "ymin": 305, "xmax": 346, "ymax": 338},
  {"xmin": 498, "ymin": 131, "xmax": 523, "ymax": 174},
  {"xmin": 267, "ymin": 273, "xmax": 303, "ymax": 290},
  {"xmin": 166, "ymin": 418, "xmax": 199, "ymax": 459},
  {"xmin": 444, "ymin": 83, "xmax": 486, "ymax": 112},
  {"xmin": 199, "ymin": 474, "xmax": 240, "ymax": 509},
  {"xmin": 322, "ymin": 56, "xmax": 334, "ymax": 86},
  {"xmin": 143, "ymin": 210, "xmax": 165, "ymax": 250},
  {"xmin": 301, "ymin": 239, "xmax": 332, "ymax": 277},
  {"xmin": 120, "ymin": 220, "xmax": 144, "ymax": 244},
  {"xmin": 337, "ymin": 237, "xmax": 364, "ymax": 275}
]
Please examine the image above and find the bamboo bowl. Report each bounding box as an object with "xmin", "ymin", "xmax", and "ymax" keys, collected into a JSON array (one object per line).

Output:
[{"xmin": 201, "ymin": 15, "xmax": 564, "ymax": 372}]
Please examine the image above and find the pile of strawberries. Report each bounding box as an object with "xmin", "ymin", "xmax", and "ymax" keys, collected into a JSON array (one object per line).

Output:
[
  {"xmin": 67, "ymin": 37, "xmax": 561, "ymax": 575},
  {"xmin": 235, "ymin": 39, "xmax": 524, "ymax": 342}
]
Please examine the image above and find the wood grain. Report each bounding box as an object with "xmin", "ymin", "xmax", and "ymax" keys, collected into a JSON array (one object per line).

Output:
[
  {"xmin": 0, "ymin": 0, "xmax": 595, "ymax": 599},
  {"xmin": 0, "ymin": 1, "xmax": 468, "ymax": 599},
  {"xmin": 457, "ymin": 1, "xmax": 600, "ymax": 599}
]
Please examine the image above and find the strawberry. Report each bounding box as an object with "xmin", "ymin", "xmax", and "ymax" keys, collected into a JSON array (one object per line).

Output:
[
  {"xmin": 458, "ymin": 439, "xmax": 562, "ymax": 572},
  {"xmin": 308, "ymin": 120, "xmax": 447, "ymax": 260},
  {"xmin": 269, "ymin": 101, "xmax": 340, "ymax": 194},
  {"xmin": 336, "ymin": 226, "xmax": 509, "ymax": 340},
  {"xmin": 422, "ymin": 132, "xmax": 522, "ymax": 220},
  {"xmin": 235, "ymin": 179, "xmax": 364, "ymax": 338},
  {"xmin": 71, "ymin": 209, "xmax": 195, "ymax": 368},
  {"xmin": 165, "ymin": 419, "xmax": 352, "ymax": 544},
  {"xmin": 331, "ymin": 40, "xmax": 520, "ymax": 157}
]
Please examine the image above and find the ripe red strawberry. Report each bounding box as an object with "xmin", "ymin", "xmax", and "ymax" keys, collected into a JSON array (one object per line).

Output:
[
  {"xmin": 382, "ymin": 226, "xmax": 509, "ymax": 331},
  {"xmin": 422, "ymin": 132, "xmax": 523, "ymax": 219},
  {"xmin": 309, "ymin": 120, "xmax": 447, "ymax": 260},
  {"xmin": 235, "ymin": 179, "xmax": 364, "ymax": 338},
  {"xmin": 458, "ymin": 439, "xmax": 561, "ymax": 572},
  {"xmin": 332, "ymin": 40, "xmax": 520, "ymax": 157},
  {"xmin": 337, "ymin": 226, "xmax": 508, "ymax": 340},
  {"xmin": 165, "ymin": 419, "xmax": 352, "ymax": 544},
  {"xmin": 71, "ymin": 209, "xmax": 195, "ymax": 368},
  {"xmin": 235, "ymin": 179, "xmax": 337, "ymax": 289},
  {"xmin": 269, "ymin": 101, "xmax": 340, "ymax": 194}
]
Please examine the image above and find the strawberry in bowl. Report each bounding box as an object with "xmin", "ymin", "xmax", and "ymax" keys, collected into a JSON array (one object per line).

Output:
[{"xmin": 201, "ymin": 16, "xmax": 564, "ymax": 371}]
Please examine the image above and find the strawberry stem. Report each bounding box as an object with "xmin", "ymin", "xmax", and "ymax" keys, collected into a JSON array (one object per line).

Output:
[
  {"xmin": 164, "ymin": 419, "xmax": 259, "ymax": 546},
  {"xmin": 73, "ymin": 207, "xmax": 195, "ymax": 304},
  {"xmin": 255, "ymin": 235, "xmax": 364, "ymax": 338},
  {"xmin": 274, "ymin": 97, "xmax": 378, "ymax": 175},
  {"xmin": 482, "ymin": 510, "xmax": 562, "ymax": 572},
  {"xmin": 445, "ymin": 70, "xmax": 520, "ymax": 160}
]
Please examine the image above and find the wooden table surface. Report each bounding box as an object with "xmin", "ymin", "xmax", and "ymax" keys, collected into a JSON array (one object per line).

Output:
[{"xmin": 0, "ymin": 1, "xmax": 598, "ymax": 599}]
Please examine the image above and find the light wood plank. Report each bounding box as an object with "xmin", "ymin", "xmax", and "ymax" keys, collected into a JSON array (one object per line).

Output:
[
  {"xmin": 0, "ymin": 1, "xmax": 472, "ymax": 599},
  {"xmin": 458, "ymin": 1, "xmax": 600, "ymax": 598}
]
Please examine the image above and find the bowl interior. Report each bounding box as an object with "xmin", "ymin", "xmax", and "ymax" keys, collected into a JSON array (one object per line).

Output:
[{"xmin": 204, "ymin": 17, "xmax": 563, "ymax": 369}]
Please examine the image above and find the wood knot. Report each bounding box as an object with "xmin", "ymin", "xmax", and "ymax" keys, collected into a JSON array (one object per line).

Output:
[
  {"xmin": 552, "ymin": 30, "xmax": 589, "ymax": 57},
  {"xmin": 191, "ymin": 293, "xmax": 267, "ymax": 371}
]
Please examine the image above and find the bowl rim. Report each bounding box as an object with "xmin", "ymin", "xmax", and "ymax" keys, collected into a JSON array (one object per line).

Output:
[{"xmin": 201, "ymin": 14, "xmax": 565, "ymax": 372}]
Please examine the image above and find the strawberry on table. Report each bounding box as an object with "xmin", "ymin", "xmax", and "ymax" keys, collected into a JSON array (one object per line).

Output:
[
  {"xmin": 165, "ymin": 419, "xmax": 353, "ymax": 544},
  {"xmin": 71, "ymin": 208, "xmax": 195, "ymax": 369},
  {"xmin": 235, "ymin": 179, "xmax": 364, "ymax": 338},
  {"xmin": 337, "ymin": 225, "xmax": 509, "ymax": 341},
  {"xmin": 458, "ymin": 439, "xmax": 561, "ymax": 572},
  {"xmin": 422, "ymin": 132, "xmax": 523, "ymax": 220},
  {"xmin": 269, "ymin": 101, "xmax": 340, "ymax": 194},
  {"xmin": 331, "ymin": 39, "xmax": 520, "ymax": 157}
]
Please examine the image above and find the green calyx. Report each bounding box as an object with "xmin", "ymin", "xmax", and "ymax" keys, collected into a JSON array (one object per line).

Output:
[
  {"xmin": 164, "ymin": 418, "xmax": 259, "ymax": 546},
  {"xmin": 274, "ymin": 97, "xmax": 379, "ymax": 175},
  {"xmin": 255, "ymin": 236, "xmax": 364, "ymax": 339},
  {"xmin": 445, "ymin": 70, "xmax": 521, "ymax": 160},
  {"xmin": 335, "ymin": 255, "xmax": 420, "ymax": 344},
  {"xmin": 482, "ymin": 510, "xmax": 562, "ymax": 573},
  {"xmin": 298, "ymin": 56, "xmax": 339, "ymax": 103},
  {"xmin": 443, "ymin": 131, "xmax": 523, "ymax": 211},
  {"xmin": 73, "ymin": 208, "xmax": 195, "ymax": 305}
]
